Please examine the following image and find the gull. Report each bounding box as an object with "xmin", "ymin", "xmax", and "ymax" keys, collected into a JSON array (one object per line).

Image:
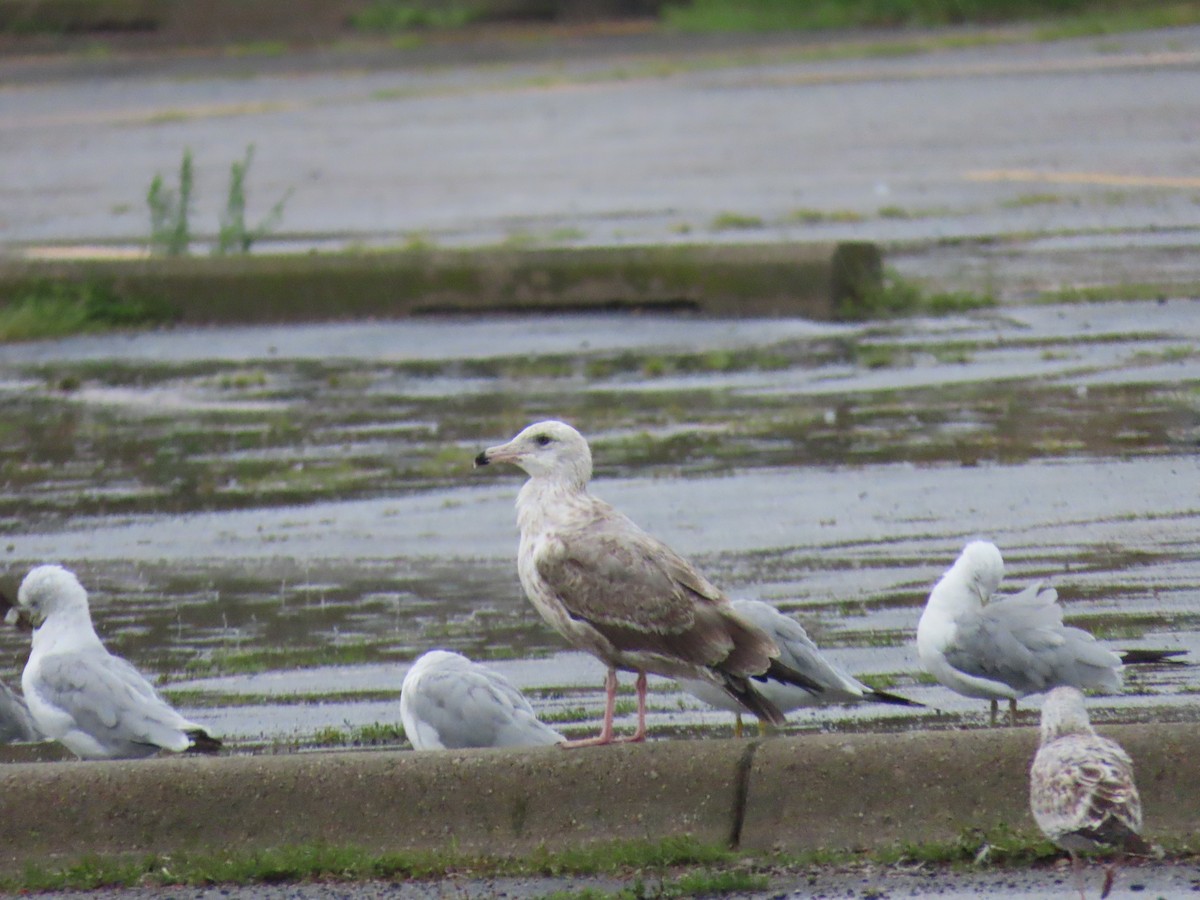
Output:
[
  {"xmin": 918, "ymin": 541, "xmax": 1126, "ymax": 726},
  {"xmin": 400, "ymin": 649, "xmax": 564, "ymax": 750},
  {"xmin": 679, "ymin": 598, "xmax": 923, "ymax": 736},
  {"xmin": 0, "ymin": 680, "xmax": 40, "ymax": 744},
  {"xmin": 1030, "ymin": 686, "xmax": 1152, "ymax": 899},
  {"xmin": 475, "ymin": 420, "xmax": 823, "ymax": 748},
  {"xmin": 10, "ymin": 564, "xmax": 222, "ymax": 760}
]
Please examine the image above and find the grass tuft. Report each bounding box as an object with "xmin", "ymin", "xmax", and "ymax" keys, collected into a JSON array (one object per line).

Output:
[
  {"xmin": 0, "ymin": 280, "xmax": 175, "ymax": 342},
  {"xmin": 837, "ymin": 270, "xmax": 995, "ymax": 321},
  {"xmin": 661, "ymin": 0, "xmax": 1188, "ymax": 33}
]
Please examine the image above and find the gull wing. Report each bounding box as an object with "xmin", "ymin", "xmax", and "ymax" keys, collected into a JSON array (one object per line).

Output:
[
  {"xmin": 30, "ymin": 650, "xmax": 196, "ymax": 755},
  {"xmin": 403, "ymin": 663, "xmax": 562, "ymax": 750},
  {"xmin": 535, "ymin": 504, "xmax": 774, "ymax": 676},
  {"xmin": 1031, "ymin": 733, "xmax": 1144, "ymax": 850}
]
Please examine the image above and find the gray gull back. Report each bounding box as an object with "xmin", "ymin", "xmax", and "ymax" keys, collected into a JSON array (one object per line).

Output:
[{"xmin": 400, "ymin": 649, "xmax": 564, "ymax": 750}]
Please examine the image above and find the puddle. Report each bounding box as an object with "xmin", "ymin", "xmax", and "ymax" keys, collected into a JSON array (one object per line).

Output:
[{"xmin": 0, "ymin": 302, "xmax": 1197, "ymax": 749}]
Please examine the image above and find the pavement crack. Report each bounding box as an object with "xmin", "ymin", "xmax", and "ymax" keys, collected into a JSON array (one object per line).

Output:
[{"xmin": 728, "ymin": 739, "xmax": 761, "ymax": 850}]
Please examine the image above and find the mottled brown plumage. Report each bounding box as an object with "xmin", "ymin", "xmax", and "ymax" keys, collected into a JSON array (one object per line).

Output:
[
  {"xmin": 1030, "ymin": 687, "xmax": 1150, "ymax": 899},
  {"xmin": 476, "ymin": 420, "xmax": 822, "ymax": 747}
]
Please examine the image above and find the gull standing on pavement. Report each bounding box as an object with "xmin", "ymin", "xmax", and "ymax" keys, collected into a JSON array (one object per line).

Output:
[
  {"xmin": 10, "ymin": 564, "xmax": 221, "ymax": 760},
  {"xmin": 917, "ymin": 541, "xmax": 1124, "ymax": 725},
  {"xmin": 1030, "ymin": 686, "xmax": 1152, "ymax": 899},
  {"xmin": 679, "ymin": 598, "xmax": 922, "ymax": 735},
  {"xmin": 475, "ymin": 420, "xmax": 823, "ymax": 747}
]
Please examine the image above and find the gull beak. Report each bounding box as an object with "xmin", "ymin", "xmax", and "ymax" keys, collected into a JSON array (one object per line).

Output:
[
  {"xmin": 3, "ymin": 606, "xmax": 33, "ymax": 632},
  {"xmin": 474, "ymin": 440, "xmax": 519, "ymax": 469}
]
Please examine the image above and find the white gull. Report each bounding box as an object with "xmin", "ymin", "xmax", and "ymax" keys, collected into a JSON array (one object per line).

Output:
[
  {"xmin": 0, "ymin": 679, "xmax": 40, "ymax": 744},
  {"xmin": 475, "ymin": 420, "xmax": 823, "ymax": 747},
  {"xmin": 917, "ymin": 541, "xmax": 1122, "ymax": 725},
  {"xmin": 400, "ymin": 649, "xmax": 564, "ymax": 750},
  {"xmin": 679, "ymin": 598, "xmax": 922, "ymax": 735},
  {"xmin": 11, "ymin": 564, "xmax": 221, "ymax": 760}
]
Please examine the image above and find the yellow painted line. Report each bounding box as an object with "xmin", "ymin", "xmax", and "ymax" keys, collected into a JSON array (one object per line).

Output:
[{"xmin": 966, "ymin": 169, "xmax": 1200, "ymax": 189}]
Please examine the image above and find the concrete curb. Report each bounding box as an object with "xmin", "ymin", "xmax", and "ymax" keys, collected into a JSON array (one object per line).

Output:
[
  {"xmin": 0, "ymin": 724, "xmax": 1195, "ymax": 872},
  {"xmin": 0, "ymin": 241, "xmax": 882, "ymax": 323}
]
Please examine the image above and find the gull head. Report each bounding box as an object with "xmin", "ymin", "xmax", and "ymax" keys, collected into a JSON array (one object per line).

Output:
[
  {"xmin": 1039, "ymin": 686, "xmax": 1096, "ymax": 745},
  {"xmin": 955, "ymin": 540, "xmax": 1005, "ymax": 603},
  {"xmin": 474, "ymin": 420, "xmax": 593, "ymax": 487},
  {"xmin": 16, "ymin": 564, "xmax": 90, "ymax": 630}
]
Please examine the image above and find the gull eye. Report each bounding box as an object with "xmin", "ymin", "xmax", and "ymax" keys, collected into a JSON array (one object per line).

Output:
[{"xmin": 534, "ymin": 434, "xmax": 553, "ymax": 447}]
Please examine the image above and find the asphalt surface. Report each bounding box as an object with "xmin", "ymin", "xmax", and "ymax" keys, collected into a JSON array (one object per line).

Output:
[
  {"xmin": 2, "ymin": 21, "xmax": 1200, "ymax": 298},
  {"xmin": 2, "ymin": 20, "xmax": 1199, "ymax": 900}
]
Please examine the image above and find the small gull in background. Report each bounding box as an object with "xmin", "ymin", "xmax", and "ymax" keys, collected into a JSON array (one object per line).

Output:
[
  {"xmin": 679, "ymin": 598, "xmax": 923, "ymax": 735},
  {"xmin": 0, "ymin": 679, "xmax": 40, "ymax": 744},
  {"xmin": 476, "ymin": 420, "xmax": 823, "ymax": 747},
  {"xmin": 1030, "ymin": 686, "xmax": 1152, "ymax": 899},
  {"xmin": 400, "ymin": 649, "xmax": 564, "ymax": 750},
  {"xmin": 917, "ymin": 541, "xmax": 1183, "ymax": 725},
  {"xmin": 9, "ymin": 564, "xmax": 221, "ymax": 760}
]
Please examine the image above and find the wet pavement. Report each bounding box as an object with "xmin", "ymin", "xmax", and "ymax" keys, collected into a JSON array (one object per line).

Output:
[
  {"xmin": 0, "ymin": 299, "xmax": 1196, "ymax": 747},
  {"xmin": 2, "ymin": 22, "xmax": 1200, "ymax": 279},
  {"xmin": 1, "ymin": 20, "xmax": 1199, "ymax": 898}
]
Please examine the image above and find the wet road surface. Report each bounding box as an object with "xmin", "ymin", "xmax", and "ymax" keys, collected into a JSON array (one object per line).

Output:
[
  {"xmin": 2, "ymin": 24, "xmax": 1200, "ymax": 272},
  {"xmin": 0, "ymin": 300, "xmax": 1196, "ymax": 746}
]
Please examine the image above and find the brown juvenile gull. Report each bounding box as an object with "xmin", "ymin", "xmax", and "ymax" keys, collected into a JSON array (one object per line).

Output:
[
  {"xmin": 1030, "ymin": 686, "xmax": 1152, "ymax": 899},
  {"xmin": 9, "ymin": 564, "xmax": 222, "ymax": 760},
  {"xmin": 679, "ymin": 598, "xmax": 923, "ymax": 736},
  {"xmin": 475, "ymin": 420, "xmax": 823, "ymax": 747},
  {"xmin": 916, "ymin": 541, "xmax": 1184, "ymax": 725}
]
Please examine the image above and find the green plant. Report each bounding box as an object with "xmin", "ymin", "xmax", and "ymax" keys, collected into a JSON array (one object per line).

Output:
[
  {"xmin": 0, "ymin": 280, "xmax": 175, "ymax": 342},
  {"xmin": 836, "ymin": 270, "xmax": 995, "ymax": 321},
  {"xmin": 147, "ymin": 148, "xmax": 194, "ymax": 256},
  {"xmin": 351, "ymin": 1, "xmax": 479, "ymax": 31},
  {"xmin": 663, "ymin": 0, "xmax": 1114, "ymax": 32},
  {"xmin": 710, "ymin": 211, "xmax": 764, "ymax": 230},
  {"xmin": 214, "ymin": 145, "xmax": 292, "ymax": 256}
]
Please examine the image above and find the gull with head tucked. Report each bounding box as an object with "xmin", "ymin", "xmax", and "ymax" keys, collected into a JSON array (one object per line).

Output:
[
  {"xmin": 400, "ymin": 650, "xmax": 564, "ymax": 750},
  {"xmin": 12, "ymin": 564, "xmax": 221, "ymax": 760},
  {"xmin": 1030, "ymin": 686, "xmax": 1151, "ymax": 899},
  {"xmin": 917, "ymin": 541, "xmax": 1124, "ymax": 726},
  {"xmin": 475, "ymin": 420, "xmax": 823, "ymax": 748}
]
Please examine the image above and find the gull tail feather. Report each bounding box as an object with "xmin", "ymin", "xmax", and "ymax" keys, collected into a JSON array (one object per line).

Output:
[
  {"xmin": 867, "ymin": 688, "xmax": 924, "ymax": 707},
  {"xmin": 1119, "ymin": 832, "xmax": 1156, "ymax": 857},
  {"xmin": 722, "ymin": 675, "xmax": 787, "ymax": 726},
  {"xmin": 1119, "ymin": 649, "xmax": 1188, "ymax": 666},
  {"xmin": 759, "ymin": 658, "xmax": 824, "ymax": 696},
  {"xmin": 185, "ymin": 729, "xmax": 223, "ymax": 755}
]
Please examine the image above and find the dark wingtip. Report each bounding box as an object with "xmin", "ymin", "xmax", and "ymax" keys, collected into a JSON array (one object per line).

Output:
[
  {"xmin": 724, "ymin": 676, "xmax": 786, "ymax": 726},
  {"xmin": 868, "ymin": 688, "xmax": 925, "ymax": 708},
  {"xmin": 473, "ymin": 451, "xmax": 490, "ymax": 468},
  {"xmin": 1120, "ymin": 649, "xmax": 1189, "ymax": 666},
  {"xmin": 763, "ymin": 658, "xmax": 824, "ymax": 696},
  {"xmin": 186, "ymin": 729, "xmax": 223, "ymax": 755}
]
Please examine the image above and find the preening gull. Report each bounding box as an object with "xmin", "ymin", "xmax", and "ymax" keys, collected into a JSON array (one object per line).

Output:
[
  {"xmin": 917, "ymin": 541, "xmax": 1124, "ymax": 725},
  {"xmin": 1030, "ymin": 686, "xmax": 1151, "ymax": 899},
  {"xmin": 679, "ymin": 598, "xmax": 922, "ymax": 735},
  {"xmin": 400, "ymin": 649, "xmax": 564, "ymax": 750},
  {"xmin": 10, "ymin": 565, "xmax": 221, "ymax": 760},
  {"xmin": 475, "ymin": 420, "xmax": 823, "ymax": 747}
]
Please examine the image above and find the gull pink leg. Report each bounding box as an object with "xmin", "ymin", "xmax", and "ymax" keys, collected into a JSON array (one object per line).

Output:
[
  {"xmin": 559, "ymin": 667, "xmax": 619, "ymax": 749},
  {"xmin": 615, "ymin": 670, "xmax": 648, "ymax": 744},
  {"xmin": 1071, "ymin": 852, "xmax": 1087, "ymax": 900}
]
